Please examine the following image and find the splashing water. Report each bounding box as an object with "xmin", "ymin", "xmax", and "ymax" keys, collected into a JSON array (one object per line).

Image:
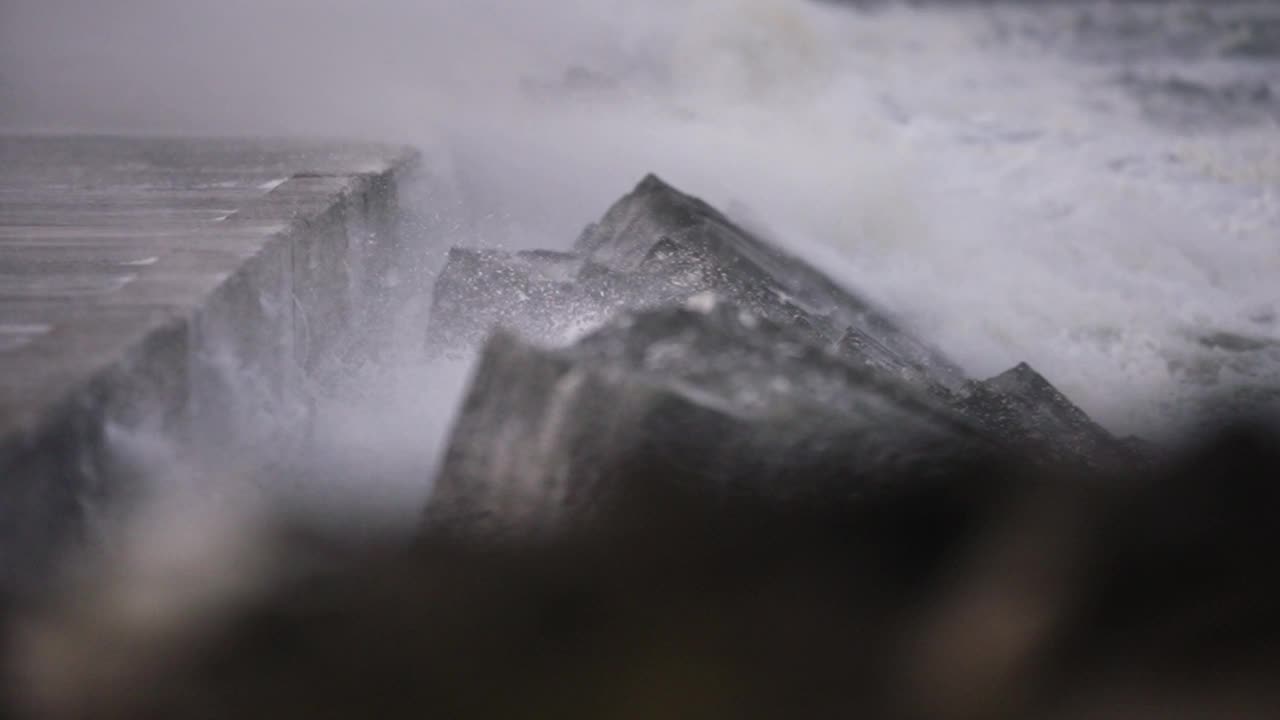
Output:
[
  {"xmin": 429, "ymin": 1, "xmax": 1280, "ymax": 438},
  {"xmin": 4, "ymin": 1, "xmax": 1277, "ymax": 508}
]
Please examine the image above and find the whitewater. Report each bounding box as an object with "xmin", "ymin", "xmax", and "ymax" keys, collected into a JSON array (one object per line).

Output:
[
  {"xmin": 4, "ymin": 0, "xmax": 1276, "ymax": 520},
  {"xmin": 431, "ymin": 0, "xmax": 1280, "ymax": 438}
]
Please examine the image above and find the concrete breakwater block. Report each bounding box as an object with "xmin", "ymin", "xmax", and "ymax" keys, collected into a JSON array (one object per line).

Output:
[
  {"xmin": 427, "ymin": 174, "xmax": 966, "ymax": 387},
  {"xmin": 427, "ymin": 300, "xmax": 985, "ymax": 535},
  {"xmin": 956, "ymin": 362, "xmax": 1134, "ymax": 467},
  {"xmin": 0, "ymin": 135, "xmax": 420, "ymax": 594},
  {"xmin": 425, "ymin": 175, "xmax": 1136, "ymax": 533},
  {"xmin": 576, "ymin": 174, "xmax": 969, "ymax": 391}
]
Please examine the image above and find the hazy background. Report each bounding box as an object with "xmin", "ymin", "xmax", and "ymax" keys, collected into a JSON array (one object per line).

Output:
[{"xmin": 3, "ymin": 0, "xmax": 1277, "ymax": 451}]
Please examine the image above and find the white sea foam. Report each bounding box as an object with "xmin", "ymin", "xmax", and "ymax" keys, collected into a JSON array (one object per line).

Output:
[
  {"xmin": 418, "ymin": 0, "xmax": 1279, "ymax": 436},
  {"xmin": 5, "ymin": 1, "xmax": 1277, "ymax": 517}
]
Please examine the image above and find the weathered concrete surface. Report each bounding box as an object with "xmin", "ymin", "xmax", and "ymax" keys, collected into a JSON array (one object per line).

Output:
[
  {"xmin": 577, "ymin": 175, "xmax": 970, "ymax": 392},
  {"xmin": 956, "ymin": 362, "xmax": 1133, "ymax": 467},
  {"xmin": 0, "ymin": 135, "xmax": 419, "ymax": 593},
  {"xmin": 424, "ymin": 248, "xmax": 589, "ymax": 355},
  {"xmin": 427, "ymin": 175, "xmax": 968, "ymax": 393},
  {"xmin": 424, "ymin": 175, "xmax": 1141, "ymax": 536},
  {"xmin": 428, "ymin": 299, "xmax": 986, "ymax": 534}
]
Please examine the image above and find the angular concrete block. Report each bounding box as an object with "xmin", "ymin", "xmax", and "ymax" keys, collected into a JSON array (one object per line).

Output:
[
  {"xmin": 425, "ymin": 248, "xmax": 588, "ymax": 355},
  {"xmin": 426, "ymin": 175, "xmax": 968, "ymax": 397},
  {"xmin": 956, "ymin": 362, "xmax": 1129, "ymax": 466},
  {"xmin": 0, "ymin": 136, "xmax": 420, "ymax": 596},
  {"xmin": 578, "ymin": 175, "xmax": 969, "ymax": 392},
  {"xmin": 427, "ymin": 299, "xmax": 983, "ymax": 536},
  {"xmin": 422, "ymin": 173, "xmax": 1149, "ymax": 535}
]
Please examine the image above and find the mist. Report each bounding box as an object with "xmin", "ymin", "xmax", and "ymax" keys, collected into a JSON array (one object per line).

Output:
[{"xmin": 4, "ymin": 0, "xmax": 1277, "ymax": 464}]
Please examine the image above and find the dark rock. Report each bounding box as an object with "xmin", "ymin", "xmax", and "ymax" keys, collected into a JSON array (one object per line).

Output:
[
  {"xmin": 577, "ymin": 175, "xmax": 968, "ymax": 392},
  {"xmin": 26, "ymin": 420, "xmax": 1280, "ymax": 720},
  {"xmin": 568, "ymin": 297, "xmax": 975, "ymax": 435},
  {"xmin": 424, "ymin": 247, "xmax": 587, "ymax": 355},
  {"xmin": 836, "ymin": 322, "xmax": 957, "ymax": 401},
  {"xmin": 426, "ymin": 299, "xmax": 986, "ymax": 536},
  {"xmin": 956, "ymin": 362, "xmax": 1127, "ymax": 466},
  {"xmin": 424, "ymin": 175, "xmax": 1136, "ymax": 534},
  {"xmin": 423, "ymin": 243, "xmax": 720, "ymax": 356},
  {"xmin": 1120, "ymin": 433, "xmax": 1158, "ymax": 461},
  {"xmin": 426, "ymin": 174, "xmax": 967, "ymax": 395}
]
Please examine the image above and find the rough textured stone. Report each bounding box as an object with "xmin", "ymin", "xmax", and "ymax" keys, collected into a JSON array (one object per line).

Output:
[
  {"xmin": 836, "ymin": 324, "xmax": 954, "ymax": 401},
  {"xmin": 424, "ymin": 174, "xmax": 1138, "ymax": 535},
  {"xmin": 427, "ymin": 299, "xmax": 986, "ymax": 535},
  {"xmin": 577, "ymin": 174, "xmax": 969, "ymax": 391},
  {"xmin": 424, "ymin": 247, "xmax": 587, "ymax": 355},
  {"xmin": 956, "ymin": 362, "xmax": 1128, "ymax": 466},
  {"xmin": 426, "ymin": 174, "xmax": 967, "ymax": 392}
]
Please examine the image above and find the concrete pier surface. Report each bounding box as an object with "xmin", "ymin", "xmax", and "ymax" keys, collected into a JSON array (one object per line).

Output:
[{"xmin": 0, "ymin": 135, "xmax": 420, "ymax": 592}]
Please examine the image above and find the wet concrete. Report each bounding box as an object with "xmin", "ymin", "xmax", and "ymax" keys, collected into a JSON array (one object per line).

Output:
[{"xmin": 0, "ymin": 135, "xmax": 419, "ymax": 593}]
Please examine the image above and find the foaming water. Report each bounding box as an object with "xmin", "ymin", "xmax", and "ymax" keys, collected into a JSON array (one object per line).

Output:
[
  {"xmin": 5, "ymin": 1, "xmax": 1278, "ymax": 510},
  {"xmin": 427, "ymin": 1, "xmax": 1279, "ymax": 437}
]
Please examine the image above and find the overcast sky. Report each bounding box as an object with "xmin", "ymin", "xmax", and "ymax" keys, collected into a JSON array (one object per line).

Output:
[{"xmin": 0, "ymin": 0, "xmax": 609, "ymax": 137}]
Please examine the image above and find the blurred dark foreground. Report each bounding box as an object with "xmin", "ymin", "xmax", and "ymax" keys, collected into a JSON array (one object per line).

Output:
[{"xmin": 5, "ymin": 418, "xmax": 1280, "ymax": 720}]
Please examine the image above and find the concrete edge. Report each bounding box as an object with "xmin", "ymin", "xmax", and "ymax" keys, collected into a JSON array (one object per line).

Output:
[{"xmin": 0, "ymin": 144, "xmax": 422, "ymax": 595}]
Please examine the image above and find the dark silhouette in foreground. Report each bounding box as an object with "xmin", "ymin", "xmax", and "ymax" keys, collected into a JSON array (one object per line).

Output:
[
  {"xmin": 7, "ymin": 419, "xmax": 1280, "ymax": 720},
  {"xmin": 7, "ymin": 175, "xmax": 1276, "ymax": 719}
]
